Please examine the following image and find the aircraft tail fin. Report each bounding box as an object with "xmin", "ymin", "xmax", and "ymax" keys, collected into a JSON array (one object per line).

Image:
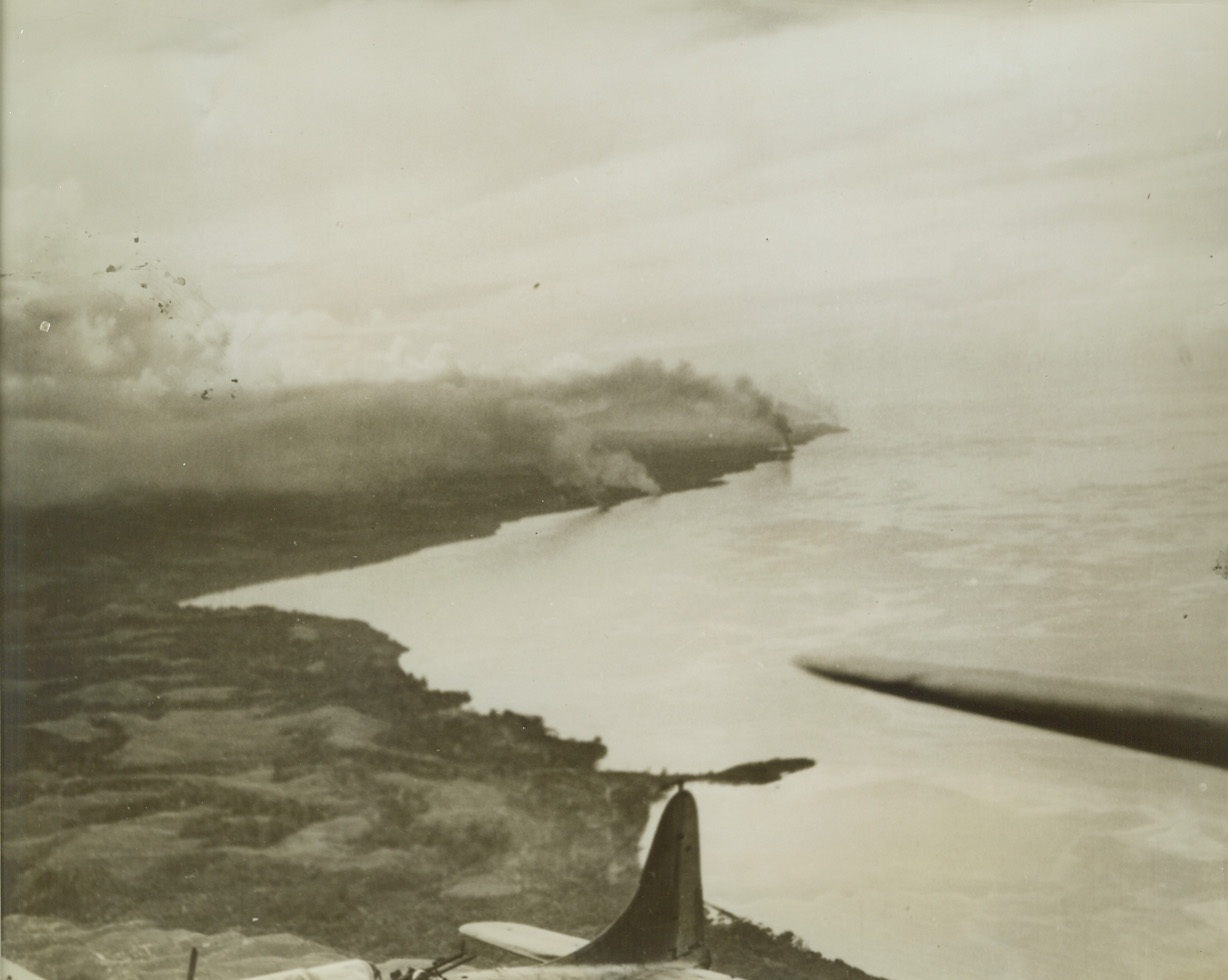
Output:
[{"xmin": 559, "ymin": 788, "xmax": 707, "ymax": 966}]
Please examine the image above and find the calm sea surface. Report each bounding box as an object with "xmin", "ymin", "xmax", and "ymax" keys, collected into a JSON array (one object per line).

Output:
[{"xmin": 193, "ymin": 379, "xmax": 1228, "ymax": 980}]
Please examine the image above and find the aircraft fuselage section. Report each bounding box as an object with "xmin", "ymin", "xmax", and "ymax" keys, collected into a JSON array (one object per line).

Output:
[{"xmin": 451, "ymin": 965, "xmax": 741, "ymax": 980}]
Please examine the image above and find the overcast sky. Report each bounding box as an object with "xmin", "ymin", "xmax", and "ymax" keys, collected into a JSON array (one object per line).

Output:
[{"xmin": 4, "ymin": 0, "xmax": 1227, "ymax": 412}]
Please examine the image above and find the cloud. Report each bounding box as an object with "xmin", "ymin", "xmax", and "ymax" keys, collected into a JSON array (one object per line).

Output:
[{"xmin": 4, "ymin": 0, "xmax": 1226, "ymax": 452}]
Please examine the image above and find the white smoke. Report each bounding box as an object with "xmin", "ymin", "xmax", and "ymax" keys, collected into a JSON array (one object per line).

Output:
[{"xmin": 2, "ymin": 257, "xmax": 806, "ymax": 507}]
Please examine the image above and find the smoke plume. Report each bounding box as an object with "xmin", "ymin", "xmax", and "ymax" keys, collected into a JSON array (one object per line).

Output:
[{"xmin": 2, "ymin": 261, "xmax": 811, "ymax": 508}]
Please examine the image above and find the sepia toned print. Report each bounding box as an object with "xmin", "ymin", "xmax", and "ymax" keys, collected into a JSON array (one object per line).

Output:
[{"xmin": 3, "ymin": 4, "xmax": 1226, "ymax": 980}]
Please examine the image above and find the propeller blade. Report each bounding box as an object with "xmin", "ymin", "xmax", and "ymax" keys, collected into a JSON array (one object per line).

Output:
[{"xmin": 797, "ymin": 655, "xmax": 1228, "ymax": 770}]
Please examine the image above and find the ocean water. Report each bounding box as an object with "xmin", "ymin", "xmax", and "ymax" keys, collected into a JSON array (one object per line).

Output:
[{"xmin": 193, "ymin": 378, "xmax": 1228, "ymax": 980}]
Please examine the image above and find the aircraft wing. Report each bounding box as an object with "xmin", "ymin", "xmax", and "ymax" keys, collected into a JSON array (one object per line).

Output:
[
  {"xmin": 7, "ymin": 953, "xmax": 381, "ymax": 980},
  {"xmin": 797, "ymin": 654, "xmax": 1228, "ymax": 770},
  {"xmin": 4, "ymin": 958, "xmax": 50, "ymax": 980},
  {"xmin": 458, "ymin": 922, "xmax": 587, "ymax": 961}
]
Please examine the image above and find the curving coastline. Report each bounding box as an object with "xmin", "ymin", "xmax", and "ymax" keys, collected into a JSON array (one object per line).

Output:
[{"xmin": 1, "ymin": 431, "xmax": 880, "ymax": 980}]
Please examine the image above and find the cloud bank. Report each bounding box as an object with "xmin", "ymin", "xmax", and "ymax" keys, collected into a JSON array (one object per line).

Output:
[{"xmin": 5, "ymin": 0, "xmax": 1225, "ymax": 411}]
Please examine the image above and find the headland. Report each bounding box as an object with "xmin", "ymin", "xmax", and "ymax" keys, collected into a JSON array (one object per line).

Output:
[{"xmin": 1, "ymin": 428, "xmax": 881, "ymax": 980}]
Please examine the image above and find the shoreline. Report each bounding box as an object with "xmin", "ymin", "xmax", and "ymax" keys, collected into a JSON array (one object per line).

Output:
[{"xmin": 2, "ymin": 430, "xmax": 883, "ymax": 980}]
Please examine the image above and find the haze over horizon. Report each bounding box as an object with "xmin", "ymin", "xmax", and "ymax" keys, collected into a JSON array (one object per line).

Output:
[{"xmin": 4, "ymin": 0, "xmax": 1226, "ymax": 423}]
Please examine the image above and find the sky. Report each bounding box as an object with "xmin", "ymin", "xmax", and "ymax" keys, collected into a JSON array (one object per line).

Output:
[
  {"xmin": 4, "ymin": 0, "xmax": 1227, "ymax": 416},
  {"xmin": 4, "ymin": 5, "xmax": 1227, "ymax": 977}
]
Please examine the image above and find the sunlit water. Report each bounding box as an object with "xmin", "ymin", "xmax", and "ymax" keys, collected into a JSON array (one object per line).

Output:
[{"xmin": 193, "ymin": 379, "xmax": 1228, "ymax": 980}]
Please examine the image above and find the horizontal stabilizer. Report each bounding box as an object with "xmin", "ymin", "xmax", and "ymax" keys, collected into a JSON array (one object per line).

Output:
[
  {"xmin": 458, "ymin": 923, "xmax": 587, "ymax": 961},
  {"xmin": 798, "ymin": 655, "xmax": 1228, "ymax": 770}
]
